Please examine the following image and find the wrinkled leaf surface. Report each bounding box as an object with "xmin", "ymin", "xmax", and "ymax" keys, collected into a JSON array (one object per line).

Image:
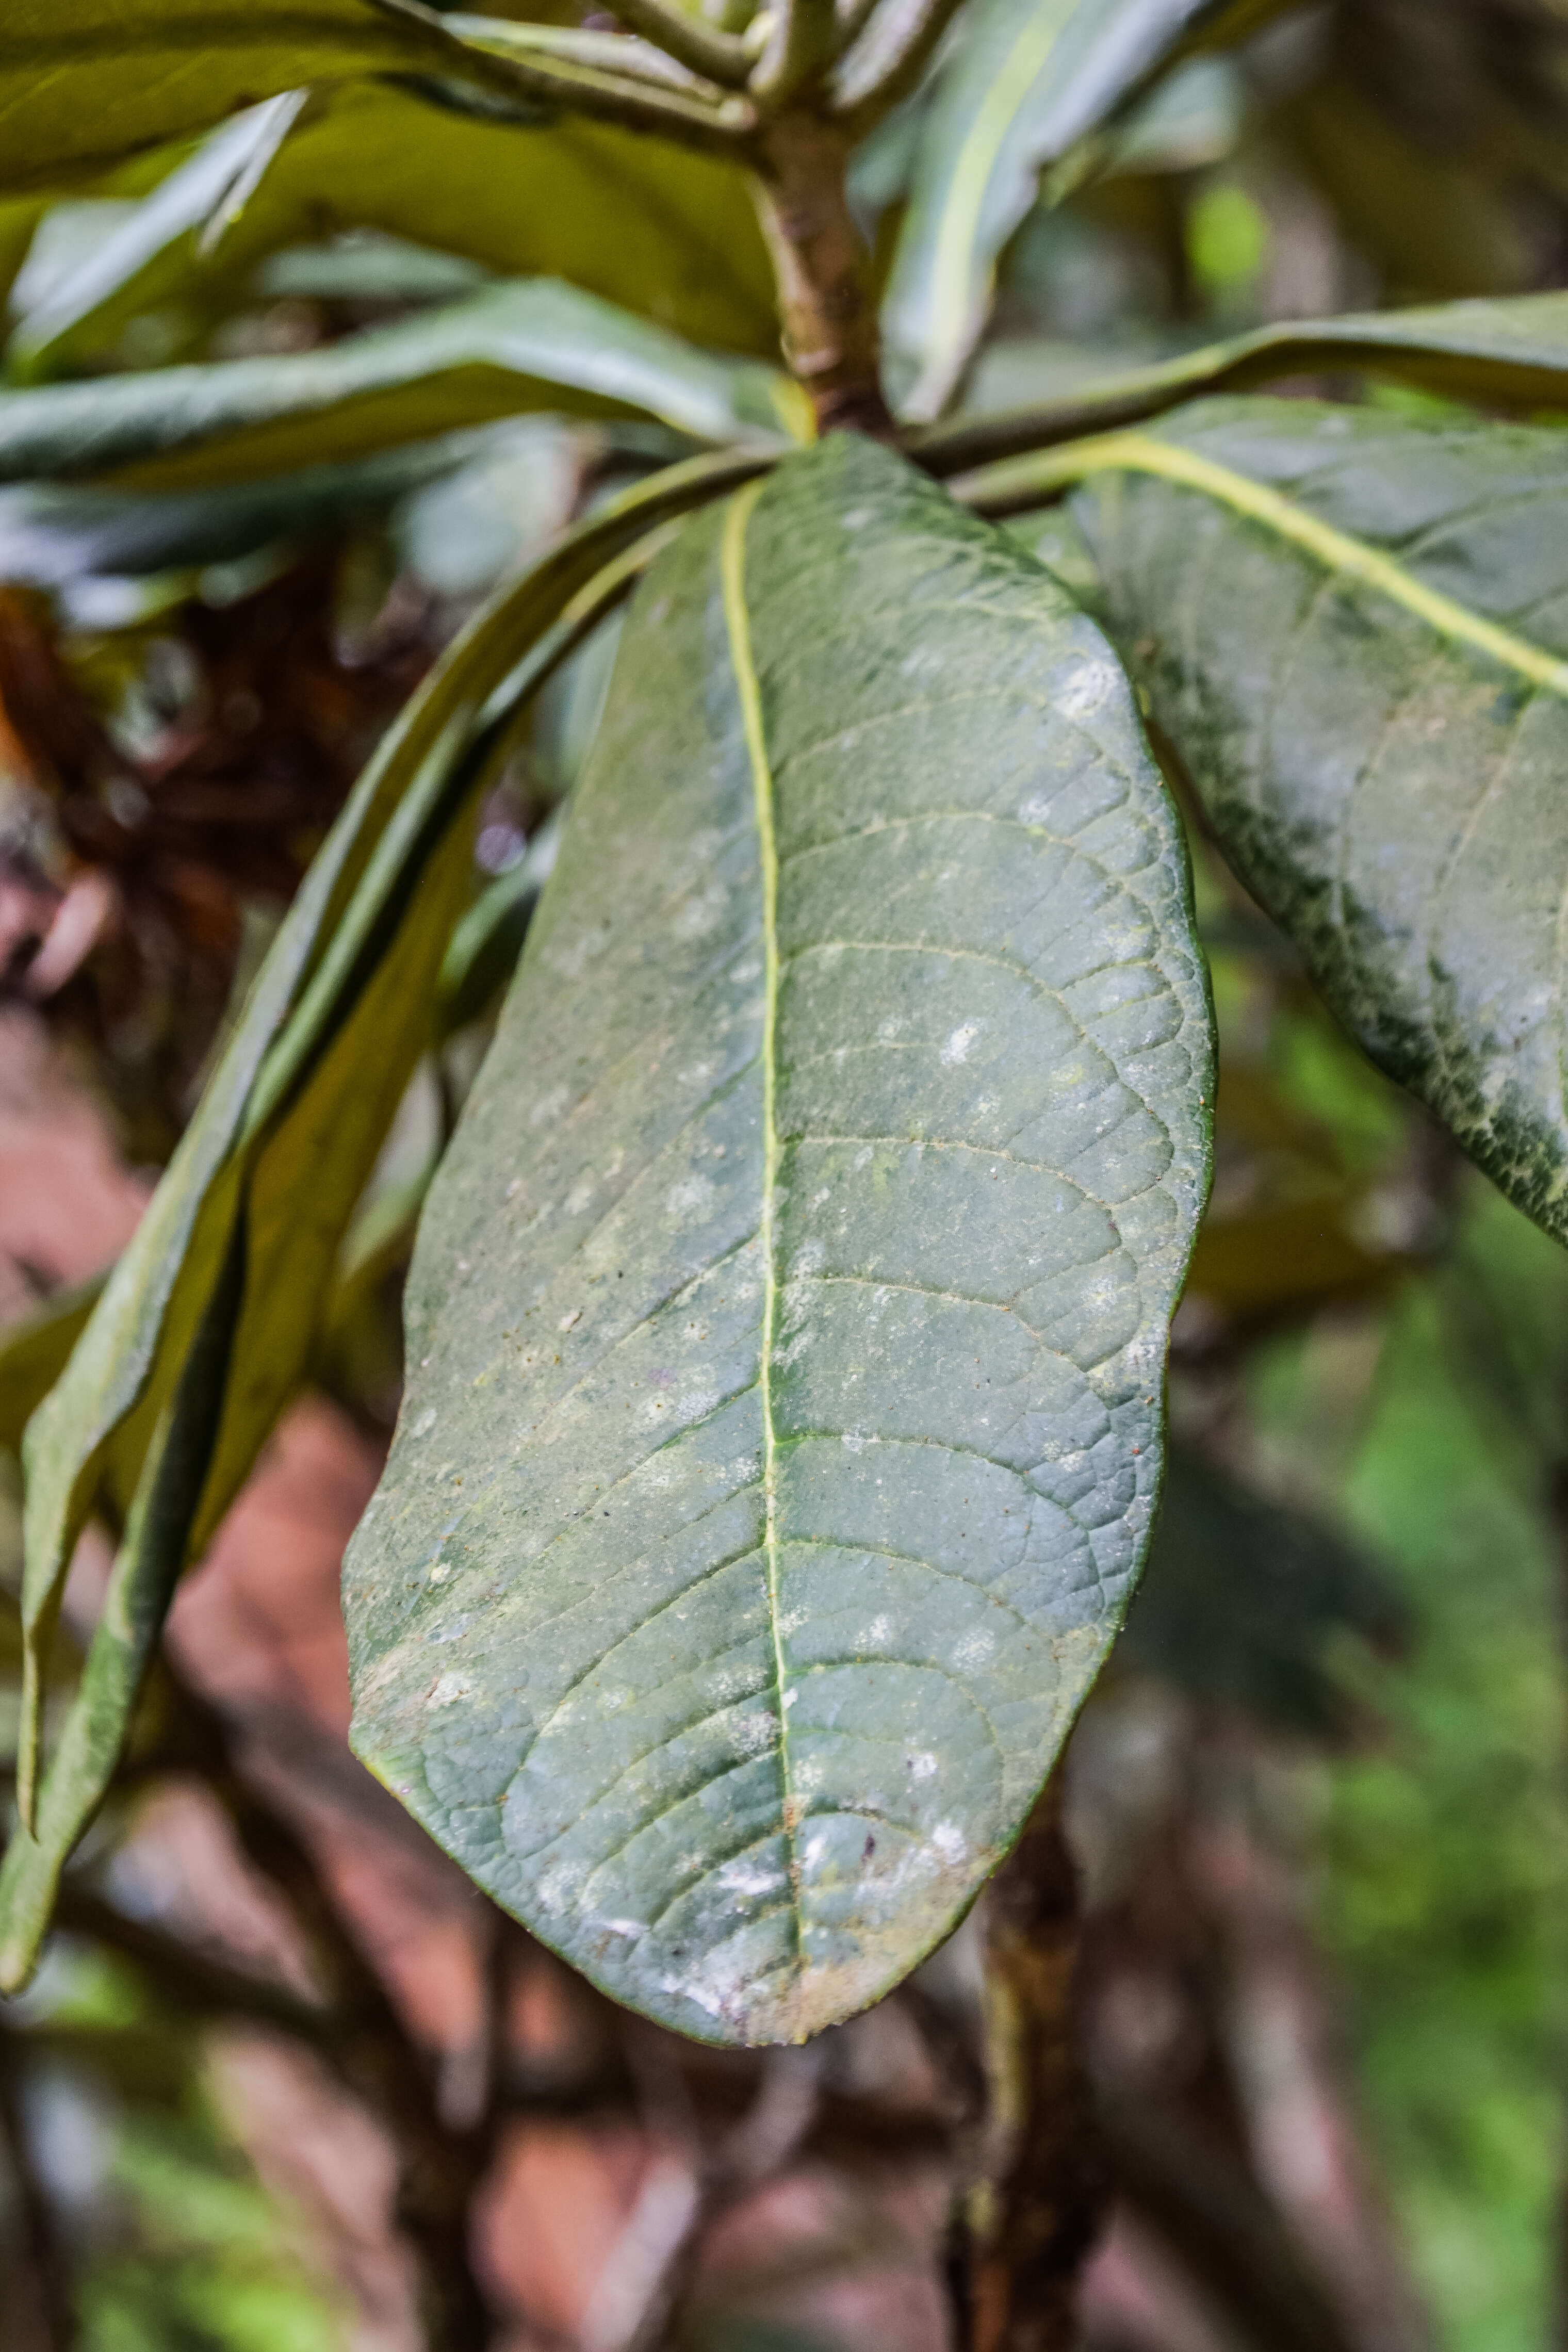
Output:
[{"xmin": 346, "ymin": 436, "xmax": 1212, "ymax": 2045}]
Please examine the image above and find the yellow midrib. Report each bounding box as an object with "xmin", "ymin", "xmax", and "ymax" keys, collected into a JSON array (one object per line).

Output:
[
  {"xmin": 913, "ymin": 0, "xmax": 1081, "ymax": 416},
  {"xmin": 963, "ymin": 429, "xmax": 1568, "ymax": 699},
  {"xmin": 720, "ymin": 480, "xmax": 802, "ymax": 1937}
]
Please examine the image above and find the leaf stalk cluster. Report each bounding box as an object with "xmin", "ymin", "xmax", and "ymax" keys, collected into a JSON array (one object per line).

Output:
[{"xmin": 371, "ymin": 0, "xmax": 966, "ymax": 157}]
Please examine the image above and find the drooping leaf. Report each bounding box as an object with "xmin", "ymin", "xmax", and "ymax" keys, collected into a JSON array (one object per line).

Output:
[
  {"xmin": 0, "ymin": 1242, "xmax": 243, "ymax": 1986},
  {"xmin": 0, "ymin": 282, "xmax": 801, "ymax": 496},
  {"xmin": 6, "ymin": 92, "xmax": 313, "ymax": 383},
  {"xmin": 919, "ymin": 289, "xmax": 1568, "ymax": 476},
  {"xmin": 881, "ymin": 0, "xmax": 1272, "ymax": 422},
  {"xmin": 7, "ymin": 445, "xmax": 766, "ymax": 1887},
  {"xmin": 967, "ymin": 398, "xmax": 1568, "ymax": 1247},
  {"xmin": 0, "ymin": 0, "xmax": 490, "ymax": 193},
  {"xmin": 344, "ymin": 434, "xmax": 1213, "ymax": 2047}
]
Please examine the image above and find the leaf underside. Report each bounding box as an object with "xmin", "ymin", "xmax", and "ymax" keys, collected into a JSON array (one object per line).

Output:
[
  {"xmin": 345, "ymin": 436, "xmax": 1213, "ymax": 2047},
  {"xmin": 1067, "ymin": 398, "xmax": 1568, "ymax": 1246}
]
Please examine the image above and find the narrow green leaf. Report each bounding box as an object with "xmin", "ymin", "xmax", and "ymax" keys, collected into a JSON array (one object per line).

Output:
[
  {"xmin": 0, "ymin": 282, "xmax": 802, "ymax": 495},
  {"xmin": 919, "ymin": 290, "xmax": 1568, "ymax": 477},
  {"xmin": 0, "ymin": 437, "xmax": 489, "ymax": 587},
  {"xmin": 345, "ymin": 435, "xmax": 1213, "ymax": 2046},
  {"xmin": 6, "ymin": 92, "xmax": 312, "ymax": 384},
  {"xmin": 0, "ymin": 1239, "xmax": 244, "ymax": 1989},
  {"xmin": 12, "ymin": 446, "xmax": 767, "ymax": 1843},
  {"xmin": 973, "ymin": 399, "xmax": 1568, "ymax": 1246},
  {"xmin": 882, "ymin": 0, "xmax": 1251, "ymax": 422}
]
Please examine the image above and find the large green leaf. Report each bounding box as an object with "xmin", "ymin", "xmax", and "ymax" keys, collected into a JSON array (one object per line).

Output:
[
  {"xmin": 918, "ymin": 290, "xmax": 1568, "ymax": 476},
  {"xmin": 966, "ymin": 399, "xmax": 1568, "ymax": 1246},
  {"xmin": 344, "ymin": 434, "xmax": 1213, "ymax": 2046},
  {"xmin": 7, "ymin": 83, "xmax": 780, "ymax": 367},
  {"xmin": 0, "ymin": 0, "xmax": 473, "ymax": 192},
  {"xmin": 882, "ymin": 0, "xmax": 1257, "ymax": 422},
  {"xmin": 7, "ymin": 446, "xmax": 764, "ymax": 1897},
  {"xmin": 0, "ymin": 282, "xmax": 800, "ymax": 494}
]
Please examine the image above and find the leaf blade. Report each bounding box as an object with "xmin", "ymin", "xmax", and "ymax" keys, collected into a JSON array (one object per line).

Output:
[
  {"xmin": 919, "ymin": 289, "xmax": 1568, "ymax": 477},
  {"xmin": 0, "ymin": 281, "xmax": 799, "ymax": 493},
  {"xmin": 981, "ymin": 399, "xmax": 1568, "ymax": 1245},
  {"xmin": 11, "ymin": 445, "xmax": 765, "ymax": 1845},
  {"xmin": 0, "ymin": 0, "xmax": 451, "ymax": 192},
  {"xmin": 345, "ymin": 435, "xmax": 1213, "ymax": 2044},
  {"xmin": 883, "ymin": 0, "xmax": 1242, "ymax": 422}
]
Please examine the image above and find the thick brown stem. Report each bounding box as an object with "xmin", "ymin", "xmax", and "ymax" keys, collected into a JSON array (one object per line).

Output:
[
  {"xmin": 749, "ymin": 117, "xmax": 894, "ymax": 438},
  {"xmin": 970, "ymin": 1773, "xmax": 1106, "ymax": 2352}
]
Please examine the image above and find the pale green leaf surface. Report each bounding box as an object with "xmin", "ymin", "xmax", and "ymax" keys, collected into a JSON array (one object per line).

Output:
[
  {"xmin": 345, "ymin": 435, "xmax": 1213, "ymax": 2046},
  {"xmin": 11, "ymin": 446, "xmax": 764, "ymax": 1855},
  {"xmin": 919, "ymin": 291, "xmax": 1568, "ymax": 477},
  {"xmin": 0, "ymin": 0, "xmax": 464, "ymax": 192},
  {"xmin": 883, "ymin": 0, "xmax": 1221, "ymax": 422},
  {"xmin": 986, "ymin": 399, "xmax": 1568, "ymax": 1246},
  {"xmin": 0, "ymin": 282, "xmax": 798, "ymax": 494}
]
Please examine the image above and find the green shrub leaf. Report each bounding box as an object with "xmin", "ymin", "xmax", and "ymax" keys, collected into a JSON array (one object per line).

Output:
[
  {"xmin": 7, "ymin": 83, "xmax": 779, "ymax": 369},
  {"xmin": 345, "ymin": 434, "xmax": 1213, "ymax": 2046},
  {"xmin": 920, "ymin": 289, "xmax": 1568, "ymax": 477},
  {"xmin": 0, "ymin": 281, "xmax": 801, "ymax": 494},
  {"xmin": 975, "ymin": 399, "xmax": 1568, "ymax": 1246},
  {"xmin": 0, "ymin": 0, "xmax": 468, "ymax": 192},
  {"xmin": 5, "ymin": 91, "xmax": 313, "ymax": 383},
  {"xmin": 4, "ymin": 447, "xmax": 763, "ymax": 1939},
  {"xmin": 883, "ymin": 0, "xmax": 1243, "ymax": 423}
]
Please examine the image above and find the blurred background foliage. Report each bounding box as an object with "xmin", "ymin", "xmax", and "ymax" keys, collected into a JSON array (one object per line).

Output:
[{"xmin": 5, "ymin": 1, "xmax": 1568, "ymax": 2348}]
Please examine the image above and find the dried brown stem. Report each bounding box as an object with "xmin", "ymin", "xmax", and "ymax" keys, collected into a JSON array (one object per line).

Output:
[
  {"xmin": 970, "ymin": 1773, "xmax": 1106, "ymax": 2352},
  {"xmin": 0, "ymin": 2028, "xmax": 73, "ymax": 2352}
]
